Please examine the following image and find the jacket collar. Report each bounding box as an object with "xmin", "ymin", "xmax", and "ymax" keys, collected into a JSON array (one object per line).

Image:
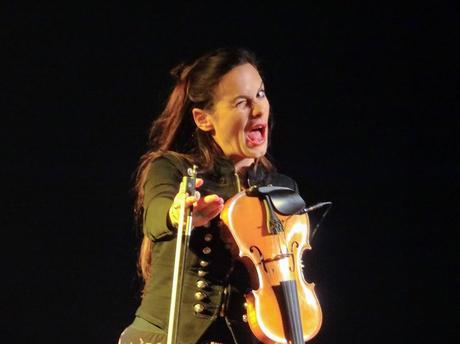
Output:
[{"xmin": 210, "ymin": 156, "xmax": 269, "ymax": 188}]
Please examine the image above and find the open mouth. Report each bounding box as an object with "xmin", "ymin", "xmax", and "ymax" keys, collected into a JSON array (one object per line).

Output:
[{"xmin": 246, "ymin": 123, "xmax": 267, "ymax": 147}]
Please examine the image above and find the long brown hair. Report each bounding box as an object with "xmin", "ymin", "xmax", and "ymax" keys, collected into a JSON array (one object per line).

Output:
[{"xmin": 134, "ymin": 47, "xmax": 274, "ymax": 284}]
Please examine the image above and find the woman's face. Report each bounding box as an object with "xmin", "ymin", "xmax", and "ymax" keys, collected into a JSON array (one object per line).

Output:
[{"xmin": 206, "ymin": 63, "xmax": 270, "ymax": 168}]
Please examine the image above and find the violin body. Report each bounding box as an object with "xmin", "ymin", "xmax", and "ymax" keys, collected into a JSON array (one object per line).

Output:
[{"xmin": 220, "ymin": 188, "xmax": 322, "ymax": 344}]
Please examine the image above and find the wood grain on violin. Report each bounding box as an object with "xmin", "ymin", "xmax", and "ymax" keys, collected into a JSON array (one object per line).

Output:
[{"xmin": 220, "ymin": 187, "xmax": 322, "ymax": 344}]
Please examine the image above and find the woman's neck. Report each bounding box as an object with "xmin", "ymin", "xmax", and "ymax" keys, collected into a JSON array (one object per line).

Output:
[{"xmin": 233, "ymin": 158, "xmax": 255, "ymax": 174}]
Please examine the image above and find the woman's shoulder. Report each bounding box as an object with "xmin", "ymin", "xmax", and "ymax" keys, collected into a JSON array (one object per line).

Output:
[
  {"xmin": 152, "ymin": 151, "xmax": 191, "ymax": 169},
  {"xmin": 148, "ymin": 151, "xmax": 192, "ymax": 178}
]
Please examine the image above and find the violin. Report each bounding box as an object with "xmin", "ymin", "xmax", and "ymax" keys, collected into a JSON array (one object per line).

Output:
[{"xmin": 220, "ymin": 186, "xmax": 322, "ymax": 344}]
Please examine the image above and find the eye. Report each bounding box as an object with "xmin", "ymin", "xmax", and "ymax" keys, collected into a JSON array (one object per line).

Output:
[
  {"xmin": 235, "ymin": 98, "xmax": 249, "ymax": 108},
  {"xmin": 257, "ymin": 89, "xmax": 266, "ymax": 98}
]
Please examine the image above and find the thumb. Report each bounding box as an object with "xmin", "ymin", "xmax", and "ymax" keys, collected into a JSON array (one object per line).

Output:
[{"xmin": 195, "ymin": 178, "xmax": 204, "ymax": 188}]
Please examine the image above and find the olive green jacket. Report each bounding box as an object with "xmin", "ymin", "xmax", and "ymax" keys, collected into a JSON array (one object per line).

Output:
[{"xmin": 135, "ymin": 152, "xmax": 298, "ymax": 344}]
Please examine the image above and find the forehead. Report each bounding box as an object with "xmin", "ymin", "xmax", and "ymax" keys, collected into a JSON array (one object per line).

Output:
[{"xmin": 213, "ymin": 63, "xmax": 262, "ymax": 101}]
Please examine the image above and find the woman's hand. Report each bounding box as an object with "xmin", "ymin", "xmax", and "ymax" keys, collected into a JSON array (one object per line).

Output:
[{"xmin": 169, "ymin": 178, "xmax": 224, "ymax": 229}]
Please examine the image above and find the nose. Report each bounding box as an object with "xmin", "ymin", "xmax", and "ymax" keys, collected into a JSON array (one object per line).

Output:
[{"xmin": 251, "ymin": 100, "xmax": 268, "ymax": 118}]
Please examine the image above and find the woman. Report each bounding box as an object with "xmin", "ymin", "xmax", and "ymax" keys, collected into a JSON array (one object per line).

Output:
[{"xmin": 119, "ymin": 47, "xmax": 300, "ymax": 344}]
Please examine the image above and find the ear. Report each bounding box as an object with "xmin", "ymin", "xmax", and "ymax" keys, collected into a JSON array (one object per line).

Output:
[{"xmin": 192, "ymin": 108, "xmax": 214, "ymax": 132}]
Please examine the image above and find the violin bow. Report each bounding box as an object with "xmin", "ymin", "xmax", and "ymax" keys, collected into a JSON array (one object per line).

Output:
[{"xmin": 166, "ymin": 165, "xmax": 198, "ymax": 344}]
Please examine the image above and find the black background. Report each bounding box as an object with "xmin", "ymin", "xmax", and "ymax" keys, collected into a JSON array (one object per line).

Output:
[{"xmin": 3, "ymin": 3, "xmax": 457, "ymax": 343}]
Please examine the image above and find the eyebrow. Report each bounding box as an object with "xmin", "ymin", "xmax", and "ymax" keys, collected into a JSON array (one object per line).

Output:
[{"xmin": 229, "ymin": 82, "xmax": 265, "ymax": 103}]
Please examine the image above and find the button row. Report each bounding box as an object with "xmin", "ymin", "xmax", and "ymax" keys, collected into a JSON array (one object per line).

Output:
[{"xmin": 194, "ymin": 232, "xmax": 213, "ymax": 314}]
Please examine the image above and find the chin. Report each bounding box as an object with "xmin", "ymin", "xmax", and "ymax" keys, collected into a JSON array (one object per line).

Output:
[{"xmin": 247, "ymin": 146, "xmax": 267, "ymax": 159}]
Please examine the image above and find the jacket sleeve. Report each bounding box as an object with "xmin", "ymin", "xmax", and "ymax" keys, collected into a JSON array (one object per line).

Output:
[{"xmin": 142, "ymin": 155, "xmax": 184, "ymax": 241}]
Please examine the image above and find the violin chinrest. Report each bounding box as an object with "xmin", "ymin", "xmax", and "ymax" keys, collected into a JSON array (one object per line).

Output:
[{"xmin": 246, "ymin": 186, "xmax": 306, "ymax": 215}]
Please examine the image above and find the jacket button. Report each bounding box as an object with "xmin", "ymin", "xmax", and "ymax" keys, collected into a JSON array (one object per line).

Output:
[
  {"xmin": 202, "ymin": 247, "xmax": 211, "ymax": 254},
  {"xmin": 196, "ymin": 280, "xmax": 208, "ymax": 289},
  {"xmin": 194, "ymin": 291, "xmax": 206, "ymax": 301},
  {"xmin": 242, "ymin": 314, "xmax": 248, "ymax": 322},
  {"xmin": 197, "ymin": 269, "xmax": 207, "ymax": 277},
  {"xmin": 199, "ymin": 260, "xmax": 209, "ymax": 267},
  {"xmin": 193, "ymin": 303, "xmax": 205, "ymax": 313},
  {"xmin": 204, "ymin": 233, "xmax": 213, "ymax": 242}
]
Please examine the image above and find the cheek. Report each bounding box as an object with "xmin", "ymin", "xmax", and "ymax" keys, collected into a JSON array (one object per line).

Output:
[
  {"xmin": 215, "ymin": 120, "xmax": 238, "ymax": 144},
  {"xmin": 225, "ymin": 115, "xmax": 246, "ymax": 135},
  {"xmin": 263, "ymin": 101, "xmax": 270, "ymax": 115},
  {"xmin": 213, "ymin": 110, "xmax": 247, "ymax": 143}
]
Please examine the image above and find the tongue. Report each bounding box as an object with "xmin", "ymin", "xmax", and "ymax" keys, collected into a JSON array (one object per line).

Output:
[{"xmin": 247, "ymin": 130, "xmax": 263, "ymax": 144}]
